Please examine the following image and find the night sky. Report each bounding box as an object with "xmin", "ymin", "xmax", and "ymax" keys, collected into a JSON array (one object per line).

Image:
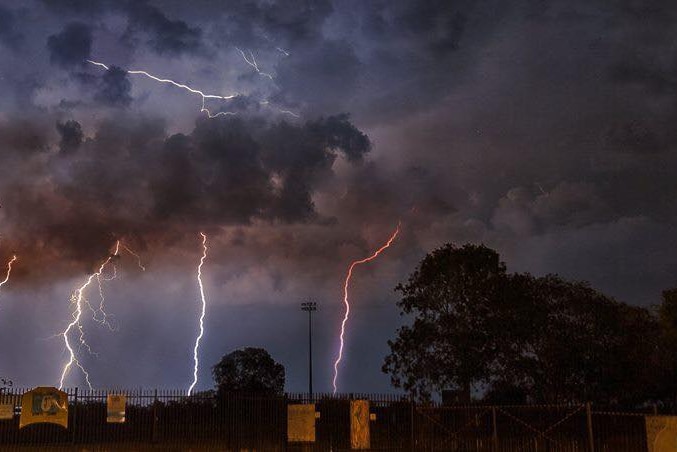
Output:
[{"xmin": 1, "ymin": 0, "xmax": 677, "ymax": 393}]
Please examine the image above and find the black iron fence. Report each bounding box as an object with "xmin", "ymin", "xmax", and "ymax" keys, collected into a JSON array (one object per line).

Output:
[{"xmin": 0, "ymin": 388, "xmax": 655, "ymax": 451}]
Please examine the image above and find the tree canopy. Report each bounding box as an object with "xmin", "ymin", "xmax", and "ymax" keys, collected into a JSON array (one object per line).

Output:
[
  {"xmin": 383, "ymin": 242, "xmax": 668, "ymax": 406},
  {"xmin": 212, "ymin": 347, "xmax": 285, "ymax": 395}
]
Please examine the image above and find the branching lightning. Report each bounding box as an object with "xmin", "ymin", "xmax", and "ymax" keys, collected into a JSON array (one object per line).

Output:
[
  {"xmin": 121, "ymin": 244, "xmax": 146, "ymax": 272},
  {"xmin": 188, "ymin": 232, "xmax": 209, "ymax": 396},
  {"xmin": 0, "ymin": 255, "xmax": 16, "ymax": 291},
  {"xmin": 87, "ymin": 59, "xmax": 298, "ymax": 118},
  {"xmin": 332, "ymin": 224, "xmax": 401, "ymax": 394},
  {"xmin": 236, "ymin": 47, "xmax": 275, "ymax": 81},
  {"xmin": 59, "ymin": 241, "xmax": 145, "ymax": 390}
]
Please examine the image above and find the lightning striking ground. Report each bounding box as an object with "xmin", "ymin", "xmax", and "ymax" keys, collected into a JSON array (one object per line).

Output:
[
  {"xmin": 59, "ymin": 242, "xmax": 120, "ymax": 390},
  {"xmin": 332, "ymin": 224, "xmax": 401, "ymax": 394},
  {"xmin": 87, "ymin": 59, "xmax": 298, "ymax": 118},
  {"xmin": 0, "ymin": 255, "xmax": 16, "ymax": 291},
  {"xmin": 188, "ymin": 232, "xmax": 209, "ymax": 396},
  {"xmin": 59, "ymin": 241, "xmax": 145, "ymax": 389}
]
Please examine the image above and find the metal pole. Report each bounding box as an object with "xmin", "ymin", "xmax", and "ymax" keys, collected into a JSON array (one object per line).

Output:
[
  {"xmin": 492, "ymin": 406, "xmax": 498, "ymax": 452},
  {"xmin": 301, "ymin": 301, "xmax": 317, "ymax": 398},
  {"xmin": 72, "ymin": 387, "xmax": 78, "ymax": 445},
  {"xmin": 410, "ymin": 396, "xmax": 415, "ymax": 452},
  {"xmin": 308, "ymin": 308, "xmax": 313, "ymax": 397},
  {"xmin": 585, "ymin": 402, "xmax": 594, "ymax": 452},
  {"xmin": 152, "ymin": 389, "xmax": 158, "ymax": 444}
]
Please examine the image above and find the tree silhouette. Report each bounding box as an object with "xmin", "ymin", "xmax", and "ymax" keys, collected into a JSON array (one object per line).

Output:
[{"xmin": 212, "ymin": 347, "xmax": 285, "ymax": 395}]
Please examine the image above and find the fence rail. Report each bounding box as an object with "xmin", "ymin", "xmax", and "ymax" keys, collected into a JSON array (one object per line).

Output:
[{"xmin": 0, "ymin": 388, "xmax": 655, "ymax": 451}]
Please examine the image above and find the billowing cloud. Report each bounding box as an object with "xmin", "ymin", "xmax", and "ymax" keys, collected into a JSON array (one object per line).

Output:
[
  {"xmin": 1, "ymin": 0, "xmax": 677, "ymax": 392},
  {"xmin": 47, "ymin": 22, "xmax": 92, "ymax": 68},
  {"xmin": 0, "ymin": 112, "xmax": 369, "ymax": 279},
  {"xmin": 56, "ymin": 119, "xmax": 84, "ymax": 154}
]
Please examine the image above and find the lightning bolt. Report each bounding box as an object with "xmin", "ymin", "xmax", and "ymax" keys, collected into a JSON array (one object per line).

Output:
[
  {"xmin": 58, "ymin": 241, "xmax": 144, "ymax": 389},
  {"xmin": 87, "ymin": 59, "xmax": 298, "ymax": 118},
  {"xmin": 332, "ymin": 223, "xmax": 400, "ymax": 394},
  {"xmin": 59, "ymin": 241, "xmax": 121, "ymax": 389},
  {"xmin": 188, "ymin": 232, "xmax": 209, "ymax": 396},
  {"xmin": 0, "ymin": 255, "xmax": 17, "ymax": 291},
  {"xmin": 236, "ymin": 47, "xmax": 275, "ymax": 81},
  {"xmin": 121, "ymin": 244, "xmax": 146, "ymax": 272}
]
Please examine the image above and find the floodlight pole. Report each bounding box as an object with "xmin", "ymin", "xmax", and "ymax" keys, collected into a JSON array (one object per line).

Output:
[{"xmin": 301, "ymin": 301, "xmax": 317, "ymax": 397}]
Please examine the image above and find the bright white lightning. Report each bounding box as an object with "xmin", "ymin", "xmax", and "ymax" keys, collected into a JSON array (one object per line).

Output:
[
  {"xmin": 0, "ymin": 255, "xmax": 17, "ymax": 291},
  {"xmin": 188, "ymin": 232, "xmax": 209, "ymax": 396},
  {"xmin": 59, "ymin": 242, "xmax": 120, "ymax": 390},
  {"xmin": 87, "ymin": 60, "xmax": 238, "ymax": 118},
  {"xmin": 87, "ymin": 59, "xmax": 298, "ymax": 118},
  {"xmin": 59, "ymin": 241, "xmax": 144, "ymax": 389},
  {"xmin": 236, "ymin": 47, "xmax": 275, "ymax": 81},
  {"xmin": 332, "ymin": 224, "xmax": 401, "ymax": 394}
]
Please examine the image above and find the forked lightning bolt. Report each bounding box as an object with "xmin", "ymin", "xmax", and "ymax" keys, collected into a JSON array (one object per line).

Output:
[
  {"xmin": 0, "ymin": 255, "xmax": 16, "ymax": 291},
  {"xmin": 332, "ymin": 224, "xmax": 400, "ymax": 394},
  {"xmin": 236, "ymin": 47, "xmax": 275, "ymax": 80},
  {"xmin": 87, "ymin": 60, "xmax": 238, "ymax": 118},
  {"xmin": 87, "ymin": 60, "xmax": 298, "ymax": 118},
  {"xmin": 188, "ymin": 232, "xmax": 209, "ymax": 396},
  {"xmin": 59, "ymin": 241, "xmax": 145, "ymax": 389}
]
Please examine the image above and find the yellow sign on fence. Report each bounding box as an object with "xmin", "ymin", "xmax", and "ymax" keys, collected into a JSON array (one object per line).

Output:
[
  {"xmin": 0, "ymin": 403, "xmax": 13, "ymax": 420},
  {"xmin": 107, "ymin": 394, "xmax": 126, "ymax": 423},
  {"xmin": 350, "ymin": 399, "xmax": 370, "ymax": 450},
  {"xmin": 19, "ymin": 387, "xmax": 68, "ymax": 429},
  {"xmin": 287, "ymin": 403, "xmax": 316, "ymax": 443},
  {"xmin": 646, "ymin": 415, "xmax": 677, "ymax": 452}
]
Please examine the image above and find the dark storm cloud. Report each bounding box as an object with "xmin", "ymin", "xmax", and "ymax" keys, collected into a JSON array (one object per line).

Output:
[
  {"xmin": 123, "ymin": 0, "xmax": 202, "ymax": 56},
  {"xmin": 39, "ymin": 0, "xmax": 203, "ymax": 56},
  {"xmin": 603, "ymin": 120, "xmax": 666, "ymax": 155},
  {"xmin": 273, "ymin": 40, "xmax": 361, "ymax": 114},
  {"xmin": 0, "ymin": 118, "xmax": 49, "ymax": 155},
  {"xmin": 0, "ymin": 5, "xmax": 22, "ymax": 50},
  {"xmin": 47, "ymin": 22, "xmax": 92, "ymax": 68},
  {"xmin": 94, "ymin": 66, "xmax": 133, "ymax": 107},
  {"xmin": 56, "ymin": 120, "xmax": 84, "ymax": 154},
  {"xmin": 215, "ymin": 0, "xmax": 333, "ymax": 48},
  {"xmin": 0, "ymin": 112, "xmax": 369, "ymax": 277},
  {"xmin": 4, "ymin": 0, "xmax": 677, "ymax": 392}
]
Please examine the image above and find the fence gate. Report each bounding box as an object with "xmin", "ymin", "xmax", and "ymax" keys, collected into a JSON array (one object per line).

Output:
[{"xmin": 414, "ymin": 405, "xmax": 494, "ymax": 450}]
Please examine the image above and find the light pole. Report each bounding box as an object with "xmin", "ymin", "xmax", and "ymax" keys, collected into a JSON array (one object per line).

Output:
[{"xmin": 300, "ymin": 301, "xmax": 317, "ymax": 396}]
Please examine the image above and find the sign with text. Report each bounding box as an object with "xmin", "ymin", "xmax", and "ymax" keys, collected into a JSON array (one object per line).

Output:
[
  {"xmin": 350, "ymin": 399, "xmax": 371, "ymax": 450},
  {"xmin": 19, "ymin": 387, "xmax": 68, "ymax": 429},
  {"xmin": 287, "ymin": 403, "xmax": 316, "ymax": 443},
  {"xmin": 107, "ymin": 394, "xmax": 126, "ymax": 423}
]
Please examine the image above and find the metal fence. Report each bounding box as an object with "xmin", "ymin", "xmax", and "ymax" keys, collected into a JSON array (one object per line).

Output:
[{"xmin": 0, "ymin": 388, "xmax": 652, "ymax": 451}]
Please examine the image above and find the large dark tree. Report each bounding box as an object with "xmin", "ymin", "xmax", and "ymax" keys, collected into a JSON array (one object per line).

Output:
[
  {"xmin": 383, "ymin": 242, "xmax": 662, "ymax": 406},
  {"xmin": 382, "ymin": 243, "xmax": 508, "ymax": 401},
  {"xmin": 494, "ymin": 274, "xmax": 660, "ymax": 406},
  {"xmin": 212, "ymin": 347, "xmax": 285, "ymax": 395}
]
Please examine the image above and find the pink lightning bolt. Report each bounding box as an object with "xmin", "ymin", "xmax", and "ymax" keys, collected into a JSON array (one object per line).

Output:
[
  {"xmin": 0, "ymin": 255, "xmax": 17, "ymax": 291},
  {"xmin": 332, "ymin": 223, "xmax": 400, "ymax": 394}
]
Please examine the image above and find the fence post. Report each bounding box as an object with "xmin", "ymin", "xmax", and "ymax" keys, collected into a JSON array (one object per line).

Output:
[
  {"xmin": 492, "ymin": 406, "xmax": 498, "ymax": 451},
  {"xmin": 71, "ymin": 387, "xmax": 78, "ymax": 445},
  {"xmin": 585, "ymin": 402, "xmax": 594, "ymax": 452},
  {"xmin": 410, "ymin": 396, "xmax": 415, "ymax": 452},
  {"xmin": 152, "ymin": 389, "xmax": 158, "ymax": 444}
]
